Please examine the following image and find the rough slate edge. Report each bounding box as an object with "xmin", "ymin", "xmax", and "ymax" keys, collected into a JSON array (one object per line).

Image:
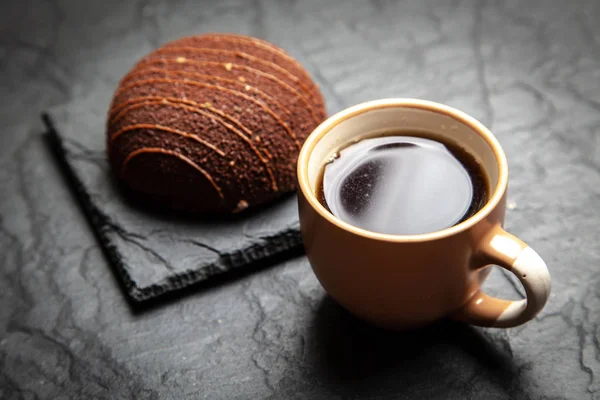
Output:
[{"xmin": 42, "ymin": 113, "xmax": 304, "ymax": 303}]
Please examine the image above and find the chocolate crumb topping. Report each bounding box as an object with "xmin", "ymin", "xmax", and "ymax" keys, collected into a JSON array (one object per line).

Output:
[{"xmin": 107, "ymin": 34, "xmax": 326, "ymax": 213}]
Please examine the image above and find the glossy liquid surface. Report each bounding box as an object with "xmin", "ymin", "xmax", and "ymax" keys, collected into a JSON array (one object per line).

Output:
[{"xmin": 317, "ymin": 134, "xmax": 489, "ymax": 235}]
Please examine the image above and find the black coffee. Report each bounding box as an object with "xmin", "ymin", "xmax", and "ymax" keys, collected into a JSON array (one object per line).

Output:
[{"xmin": 317, "ymin": 133, "xmax": 489, "ymax": 235}]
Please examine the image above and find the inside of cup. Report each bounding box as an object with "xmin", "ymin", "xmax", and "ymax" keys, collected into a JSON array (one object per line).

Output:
[{"xmin": 306, "ymin": 105, "xmax": 500, "ymax": 197}]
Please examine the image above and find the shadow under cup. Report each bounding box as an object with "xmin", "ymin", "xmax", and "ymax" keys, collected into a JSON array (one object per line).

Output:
[{"xmin": 297, "ymin": 99, "xmax": 510, "ymax": 329}]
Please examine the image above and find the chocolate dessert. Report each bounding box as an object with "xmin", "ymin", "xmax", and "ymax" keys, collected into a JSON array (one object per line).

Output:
[{"xmin": 106, "ymin": 33, "xmax": 326, "ymax": 213}]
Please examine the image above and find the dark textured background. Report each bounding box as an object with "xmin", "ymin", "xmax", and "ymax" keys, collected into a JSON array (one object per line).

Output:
[{"xmin": 1, "ymin": 0, "xmax": 599, "ymax": 398}]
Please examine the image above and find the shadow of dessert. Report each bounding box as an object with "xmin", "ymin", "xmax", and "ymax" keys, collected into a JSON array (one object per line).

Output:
[{"xmin": 112, "ymin": 175, "xmax": 298, "ymax": 225}]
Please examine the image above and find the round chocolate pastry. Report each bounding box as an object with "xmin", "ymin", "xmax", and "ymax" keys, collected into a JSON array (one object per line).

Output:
[{"xmin": 107, "ymin": 33, "xmax": 326, "ymax": 213}]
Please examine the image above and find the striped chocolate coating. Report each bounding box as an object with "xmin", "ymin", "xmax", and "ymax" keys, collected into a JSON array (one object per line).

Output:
[{"xmin": 107, "ymin": 34, "xmax": 326, "ymax": 213}]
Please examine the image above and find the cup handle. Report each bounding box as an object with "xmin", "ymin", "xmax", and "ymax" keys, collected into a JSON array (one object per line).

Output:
[{"xmin": 451, "ymin": 226, "xmax": 551, "ymax": 328}]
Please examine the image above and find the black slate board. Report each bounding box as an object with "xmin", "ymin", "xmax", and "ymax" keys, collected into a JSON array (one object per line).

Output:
[
  {"xmin": 43, "ymin": 108, "xmax": 304, "ymax": 302},
  {"xmin": 38, "ymin": 17, "xmax": 346, "ymax": 302}
]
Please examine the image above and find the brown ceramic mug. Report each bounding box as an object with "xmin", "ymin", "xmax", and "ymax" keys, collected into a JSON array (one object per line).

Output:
[{"xmin": 297, "ymin": 99, "xmax": 551, "ymax": 329}]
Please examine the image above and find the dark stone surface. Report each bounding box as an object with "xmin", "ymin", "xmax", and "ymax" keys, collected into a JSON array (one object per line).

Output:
[{"xmin": 1, "ymin": 0, "xmax": 599, "ymax": 398}]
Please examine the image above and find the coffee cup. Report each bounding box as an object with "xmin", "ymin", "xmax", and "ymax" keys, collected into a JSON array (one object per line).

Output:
[{"xmin": 297, "ymin": 98, "xmax": 551, "ymax": 329}]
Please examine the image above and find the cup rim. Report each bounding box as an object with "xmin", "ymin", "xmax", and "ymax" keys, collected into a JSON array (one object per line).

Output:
[{"xmin": 297, "ymin": 98, "xmax": 509, "ymax": 242}]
